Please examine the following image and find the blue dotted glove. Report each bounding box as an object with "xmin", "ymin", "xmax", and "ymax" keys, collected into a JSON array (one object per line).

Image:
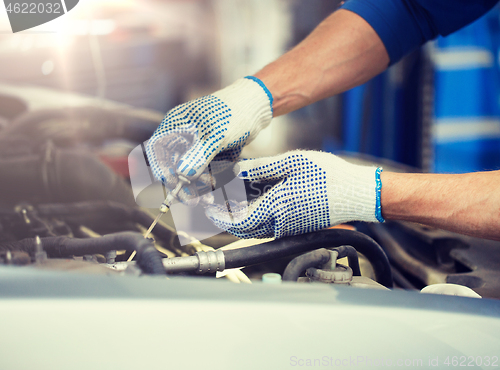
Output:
[
  {"xmin": 205, "ymin": 150, "xmax": 384, "ymax": 239},
  {"xmin": 145, "ymin": 77, "xmax": 273, "ymax": 205}
]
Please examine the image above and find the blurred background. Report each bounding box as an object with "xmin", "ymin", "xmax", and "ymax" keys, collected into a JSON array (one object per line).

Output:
[{"xmin": 0, "ymin": 0, "xmax": 499, "ymax": 175}]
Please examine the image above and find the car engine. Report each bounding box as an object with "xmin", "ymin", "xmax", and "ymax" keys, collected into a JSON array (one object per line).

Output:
[{"xmin": 1, "ymin": 84, "xmax": 500, "ymax": 300}]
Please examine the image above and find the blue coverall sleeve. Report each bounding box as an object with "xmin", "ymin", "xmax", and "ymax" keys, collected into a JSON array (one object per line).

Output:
[{"xmin": 340, "ymin": 0, "xmax": 499, "ymax": 65}]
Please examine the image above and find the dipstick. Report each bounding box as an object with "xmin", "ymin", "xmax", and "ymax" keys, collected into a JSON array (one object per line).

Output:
[
  {"xmin": 143, "ymin": 212, "xmax": 164, "ymax": 239},
  {"xmin": 143, "ymin": 178, "xmax": 188, "ymax": 239}
]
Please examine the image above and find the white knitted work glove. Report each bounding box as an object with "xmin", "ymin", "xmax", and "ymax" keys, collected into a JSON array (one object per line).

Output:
[
  {"xmin": 205, "ymin": 150, "xmax": 385, "ymax": 239},
  {"xmin": 145, "ymin": 76, "xmax": 273, "ymax": 204}
]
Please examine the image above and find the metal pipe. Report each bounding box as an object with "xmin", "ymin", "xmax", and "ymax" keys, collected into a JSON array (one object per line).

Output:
[{"xmin": 162, "ymin": 250, "xmax": 225, "ymax": 274}]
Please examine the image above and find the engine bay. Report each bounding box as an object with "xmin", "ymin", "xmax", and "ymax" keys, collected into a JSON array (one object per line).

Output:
[{"xmin": 1, "ymin": 84, "xmax": 500, "ymax": 300}]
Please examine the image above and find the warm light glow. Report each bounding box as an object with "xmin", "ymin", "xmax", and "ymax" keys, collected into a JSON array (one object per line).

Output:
[{"xmin": 41, "ymin": 60, "xmax": 55, "ymax": 75}]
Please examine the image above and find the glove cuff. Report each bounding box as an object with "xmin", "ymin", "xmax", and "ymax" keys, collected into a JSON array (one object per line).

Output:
[
  {"xmin": 375, "ymin": 168, "xmax": 385, "ymax": 222},
  {"xmin": 244, "ymin": 76, "xmax": 274, "ymax": 115},
  {"xmin": 328, "ymin": 161, "xmax": 384, "ymax": 224},
  {"xmin": 212, "ymin": 77, "xmax": 273, "ymax": 143}
]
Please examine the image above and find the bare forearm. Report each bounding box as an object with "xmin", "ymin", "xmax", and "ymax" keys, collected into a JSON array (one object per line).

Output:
[
  {"xmin": 254, "ymin": 9, "xmax": 389, "ymax": 117},
  {"xmin": 381, "ymin": 171, "xmax": 500, "ymax": 240}
]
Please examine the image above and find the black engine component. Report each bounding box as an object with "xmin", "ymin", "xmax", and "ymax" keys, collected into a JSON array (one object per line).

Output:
[
  {"xmin": 283, "ymin": 248, "xmax": 332, "ymax": 282},
  {"xmin": 0, "ymin": 231, "xmax": 166, "ymax": 275},
  {"xmin": 283, "ymin": 245, "xmax": 362, "ymax": 282},
  {"xmin": 223, "ymin": 229, "xmax": 393, "ymax": 288},
  {"xmin": 362, "ymin": 221, "xmax": 500, "ymax": 298},
  {"xmin": 0, "ymin": 140, "xmax": 135, "ymax": 207}
]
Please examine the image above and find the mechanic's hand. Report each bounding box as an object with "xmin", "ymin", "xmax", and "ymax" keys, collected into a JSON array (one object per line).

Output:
[
  {"xmin": 145, "ymin": 77, "xmax": 273, "ymax": 205},
  {"xmin": 205, "ymin": 150, "xmax": 384, "ymax": 239}
]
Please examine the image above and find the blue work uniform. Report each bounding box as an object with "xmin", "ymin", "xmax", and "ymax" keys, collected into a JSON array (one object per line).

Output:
[{"xmin": 341, "ymin": 0, "xmax": 499, "ymax": 64}]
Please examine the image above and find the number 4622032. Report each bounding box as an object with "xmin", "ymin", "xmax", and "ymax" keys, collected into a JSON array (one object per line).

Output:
[
  {"xmin": 444, "ymin": 356, "xmax": 498, "ymax": 367},
  {"xmin": 5, "ymin": 3, "xmax": 61, "ymax": 14}
]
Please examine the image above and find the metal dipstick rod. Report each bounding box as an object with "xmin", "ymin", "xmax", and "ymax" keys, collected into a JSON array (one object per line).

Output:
[{"xmin": 143, "ymin": 176, "xmax": 190, "ymax": 239}]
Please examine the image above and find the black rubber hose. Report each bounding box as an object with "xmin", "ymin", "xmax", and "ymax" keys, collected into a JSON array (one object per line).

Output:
[
  {"xmin": 14, "ymin": 202, "xmax": 183, "ymax": 255},
  {"xmin": 223, "ymin": 229, "xmax": 393, "ymax": 288},
  {"xmin": 334, "ymin": 245, "xmax": 361, "ymax": 277},
  {"xmin": 283, "ymin": 246, "xmax": 361, "ymax": 282},
  {"xmin": 0, "ymin": 232, "xmax": 165, "ymax": 275},
  {"xmin": 283, "ymin": 248, "xmax": 331, "ymax": 282},
  {"xmin": 37, "ymin": 202, "xmax": 183, "ymax": 251}
]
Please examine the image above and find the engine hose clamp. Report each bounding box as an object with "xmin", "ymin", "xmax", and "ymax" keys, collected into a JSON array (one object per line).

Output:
[{"xmin": 196, "ymin": 250, "xmax": 225, "ymax": 274}]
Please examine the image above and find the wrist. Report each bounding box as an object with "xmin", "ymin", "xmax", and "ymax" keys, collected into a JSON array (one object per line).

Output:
[
  {"xmin": 379, "ymin": 171, "xmax": 404, "ymax": 222},
  {"xmin": 380, "ymin": 171, "xmax": 433, "ymax": 223},
  {"xmin": 254, "ymin": 66, "xmax": 314, "ymax": 117}
]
